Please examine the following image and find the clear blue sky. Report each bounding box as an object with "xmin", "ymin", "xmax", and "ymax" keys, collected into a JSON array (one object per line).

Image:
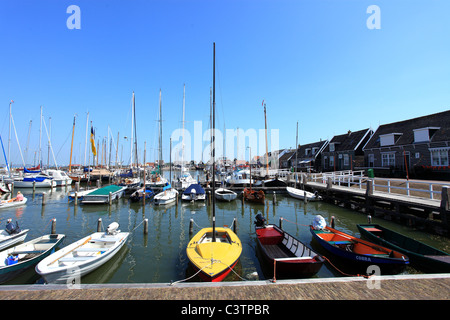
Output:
[{"xmin": 1, "ymin": 0, "xmax": 449, "ymax": 167}]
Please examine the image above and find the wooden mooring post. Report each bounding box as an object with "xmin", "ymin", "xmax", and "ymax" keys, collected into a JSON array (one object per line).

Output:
[
  {"xmin": 440, "ymin": 186, "xmax": 450, "ymax": 226},
  {"xmin": 51, "ymin": 218, "xmax": 56, "ymax": 234}
]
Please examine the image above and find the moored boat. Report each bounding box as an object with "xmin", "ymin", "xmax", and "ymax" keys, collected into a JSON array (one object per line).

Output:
[
  {"xmin": 181, "ymin": 184, "xmax": 206, "ymax": 201},
  {"xmin": 154, "ymin": 184, "xmax": 178, "ymax": 205},
  {"xmin": 35, "ymin": 222, "xmax": 129, "ymax": 284},
  {"xmin": 0, "ymin": 197, "xmax": 27, "ymax": 209},
  {"xmin": 215, "ymin": 188, "xmax": 237, "ymax": 202},
  {"xmin": 357, "ymin": 224, "xmax": 450, "ymax": 273},
  {"xmin": 286, "ymin": 186, "xmax": 322, "ymax": 201},
  {"xmin": 310, "ymin": 216, "xmax": 409, "ymax": 274},
  {"xmin": 0, "ymin": 234, "xmax": 65, "ymax": 284},
  {"xmin": 243, "ymin": 188, "xmax": 265, "ymax": 204},
  {"xmin": 0, "ymin": 220, "xmax": 29, "ymax": 251},
  {"xmin": 130, "ymin": 186, "xmax": 154, "ymax": 202},
  {"xmin": 81, "ymin": 185, "xmax": 127, "ymax": 204},
  {"xmin": 254, "ymin": 214, "xmax": 324, "ymax": 279}
]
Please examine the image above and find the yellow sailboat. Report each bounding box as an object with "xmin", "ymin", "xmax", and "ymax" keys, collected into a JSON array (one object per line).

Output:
[{"xmin": 186, "ymin": 43, "xmax": 242, "ymax": 282}]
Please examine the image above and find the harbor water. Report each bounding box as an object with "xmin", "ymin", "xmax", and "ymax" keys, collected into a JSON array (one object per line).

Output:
[{"xmin": 1, "ymin": 172, "xmax": 449, "ymax": 285}]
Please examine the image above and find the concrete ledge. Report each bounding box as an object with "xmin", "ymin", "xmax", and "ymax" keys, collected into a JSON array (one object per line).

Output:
[{"xmin": 0, "ymin": 274, "xmax": 449, "ymax": 300}]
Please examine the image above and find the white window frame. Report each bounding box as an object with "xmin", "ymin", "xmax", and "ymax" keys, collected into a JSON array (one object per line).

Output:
[
  {"xmin": 430, "ymin": 148, "xmax": 449, "ymax": 166},
  {"xmin": 381, "ymin": 152, "xmax": 395, "ymax": 167}
]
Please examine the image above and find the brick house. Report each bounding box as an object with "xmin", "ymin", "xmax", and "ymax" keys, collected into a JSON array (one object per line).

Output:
[{"xmin": 362, "ymin": 110, "xmax": 450, "ymax": 179}]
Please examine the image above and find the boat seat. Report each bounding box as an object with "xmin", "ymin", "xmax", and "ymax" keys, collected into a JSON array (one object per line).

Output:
[
  {"xmin": 90, "ymin": 238, "xmax": 120, "ymax": 243},
  {"xmin": 329, "ymin": 241, "xmax": 352, "ymax": 245},
  {"xmin": 10, "ymin": 250, "xmax": 46, "ymax": 255},
  {"xmin": 74, "ymin": 248, "xmax": 104, "ymax": 252},
  {"xmin": 59, "ymin": 256, "xmax": 96, "ymax": 263}
]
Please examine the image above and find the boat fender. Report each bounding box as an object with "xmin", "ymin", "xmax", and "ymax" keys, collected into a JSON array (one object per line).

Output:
[
  {"xmin": 312, "ymin": 215, "xmax": 326, "ymax": 230},
  {"xmin": 106, "ymin": 222, "xmax": 120, "ymax": 235},
  {"xmin": 254, "ymin": 213, "xmax": 266, "ymax": 227},
  {"xmin": 5, "ymin": 219, "xmax": 21, "ymax": 235}
]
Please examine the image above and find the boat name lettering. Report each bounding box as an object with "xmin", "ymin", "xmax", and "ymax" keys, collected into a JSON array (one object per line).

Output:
[{"xmin": 356, "ymin": 256, "xmax": 371, "ymax": 262}]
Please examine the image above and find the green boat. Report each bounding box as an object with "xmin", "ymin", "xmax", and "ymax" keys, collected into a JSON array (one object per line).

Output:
[
  {"xmin": 357, "ymin": 224, "xmax": 450, "ymax": 273},
  {"xmin": 0, "ymin": 234, "xmax": 65, "ymax": 284},
  {"xmin": 81, "ymin": 185, "xmax": 127, "ymax": 204}
]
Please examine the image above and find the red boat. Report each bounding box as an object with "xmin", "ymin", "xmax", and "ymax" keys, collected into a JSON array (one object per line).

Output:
[
  {"xmin": 243, "ymin": 188, "xmax": 265, "ymax": 204},
  {"xmin": 254, "ymin": 214, "xmax": 324, "ymax": 279}
]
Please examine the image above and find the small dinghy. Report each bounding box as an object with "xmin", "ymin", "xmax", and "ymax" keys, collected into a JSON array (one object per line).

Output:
[
  {"xmin": 0, "ymin": 234, "xmax": 65, "ymax": 284},
  {"xmin": 130, "ymin": 187, "xmax": 154, "ymax": 202},
  {"xmin": 215, "ymin": 188, "xmax": 237, "ymax": 202},
  {"xmin": 0, "ymin": 220, "xmax": 29, "ymax": 251},
  {"xmin": 36, "ymin": 222, "xmax": 129, "ymax": 284},
  {"xmin": 0, "ymin": 197, "xmax": 27, "ymax": 209},
  {"xmin": 254, "ymin": 214, "xmax": 324, "ymax": 279},
  {"xmin": 154, "ymin": 184, "xmax": 178, "ymax": 205},
  {"xmin": 286, "ymin": 187, "xmax": 322, "ymax": 201},
  {"xmin": 310, "ymin": 215, "xmax": 409, "ymax": 274}
]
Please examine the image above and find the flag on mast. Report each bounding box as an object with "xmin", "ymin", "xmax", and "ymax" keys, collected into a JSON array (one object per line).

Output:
[{"xmin": 90, "ymin": 123, "xmax": 97, "ymax": 156}]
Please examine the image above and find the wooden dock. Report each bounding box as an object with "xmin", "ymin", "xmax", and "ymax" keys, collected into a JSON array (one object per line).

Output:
[{"xmin": 0, "ymin": 274, "xmax": 448, "ymax": 300}]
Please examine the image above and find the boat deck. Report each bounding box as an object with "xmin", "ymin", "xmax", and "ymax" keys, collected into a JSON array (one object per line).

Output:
[{"xmin": 263, "ymin": 244, "xmax": 295, "ymax": 259}]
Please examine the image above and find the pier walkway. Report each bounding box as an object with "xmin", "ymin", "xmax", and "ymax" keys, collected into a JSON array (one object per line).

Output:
[{"xmin": 0, "ymin": 274, "xmax": 448, "ymax": 300}]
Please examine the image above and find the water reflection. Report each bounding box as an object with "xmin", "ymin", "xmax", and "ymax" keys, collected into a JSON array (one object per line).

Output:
[{"xmin": 0, "ymin": 181, "xmax": 449, "ymax": 285}]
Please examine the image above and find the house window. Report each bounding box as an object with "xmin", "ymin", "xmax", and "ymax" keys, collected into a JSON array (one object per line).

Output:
[
  {"xmin": 430, "ymin": 148, "xmax": 449, "ymax": 166},
  {"xmin": 329, "ymin": 155, "xmax": 334, "ymax": 168},
  {"xmin": 329, "ymin": 143, "xmax": 335, "ymax": 152},
  {"xmin": 343, "ymin": 154, "xmax": 349, "ymax": 166},
  {"xmin": 381, "ymin": 152, "xmax": 395, "ymax": 167},
  {"xmin": 368, "ymin": 154, "xmax": 374, "ymax": 167}
]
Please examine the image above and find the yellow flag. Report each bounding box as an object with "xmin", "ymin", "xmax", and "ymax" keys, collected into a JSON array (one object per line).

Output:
[{"xmin": 90, "ymin": 126, "xmax": 97, "ymax": 156}]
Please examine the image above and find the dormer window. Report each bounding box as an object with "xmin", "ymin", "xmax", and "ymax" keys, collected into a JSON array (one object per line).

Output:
[
  {"xmin": 329, "ymin": 144, "xmax": 335, "ymax": 152},
  {"xmin": 379, "ymin": 133, "xmax": 402, "ymax": 147},
  {"xmin": 413, "ymin": 127, "xmax": 440, "ymax": 143}
]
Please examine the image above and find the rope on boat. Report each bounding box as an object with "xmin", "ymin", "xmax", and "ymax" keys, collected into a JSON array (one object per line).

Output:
[
  {"xmin": 280, "ymin": 217, "xmax": 309, "ymax": 228},
  {"xmin": 130, "ymin": 219, "xmax": 146, "ymax": 233}
]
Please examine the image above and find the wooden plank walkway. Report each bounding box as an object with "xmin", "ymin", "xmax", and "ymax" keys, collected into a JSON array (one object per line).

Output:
[{"xmin": 0, "ymin": 274, "xmax": 448, "ymax": 300}]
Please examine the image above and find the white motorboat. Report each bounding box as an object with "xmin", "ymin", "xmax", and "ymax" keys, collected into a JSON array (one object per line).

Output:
[
  {"xmin": 177, "ymin": 172, "xmax": 196, "ymax": 189},
  {"xmin": 0, "ymin": 197, "xmax": 27, "ymax": 209},
  {"xmin": 80, "ymin": 185, "xmax": 127, "ymax": 204},
  {"xmin": 154, "ymin": 185, "xmax": 178, "ymax": 205},
  {"xmin": 215, "ymin": 188, "xmax": 237, "ymax": 202},
  {"xmin": 35, "ymin": 222, "xmax": 129, "ymax": 284},
  {"xmin": 41, "ymin": 169, "xmax": 72, "ymax": 186},
  {"xmin": 13, "ymin": 176, "xmax": 56, "ymax": 188},
  {"xmin": 286, "ymin": 186, "xmax": 322, "ymax": 201},
  {"xmin": 226, "ymin": 169, "xmax": 259, "ymax": 186},
  {"xmin": 181, "ymin": 184, "xmax": 206, "ymax": 201},
  {"xmin": 0, "ymin": 221, "xmax": 29, "ymax": 251}
]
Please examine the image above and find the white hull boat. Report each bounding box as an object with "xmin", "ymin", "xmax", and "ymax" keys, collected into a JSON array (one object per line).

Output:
[
  {"xmin": 68, "ymin": 188, "xmax": 99, "ymax": 201},
  {"xmin": 13, "ymin": 176, "xmax": 56, "ymax": 188},
  {"xmin": 215, "ymin": 188, "xmax": 237, "ymax": 202},
  {"xmin": 154, "ymin": 188, "xmax": 178, "ymax": 205},
  {"xmin": 0, "ymin": 197, "xmax": 27, "ymax": 209},
  {"xmin": 286, "ymin": 186, "xmax": 322, "ymax": 201},
  {"xmin": 0, "ymin": 229, "xmax": 29, "ymax": 251},
  {"xmin": 35, "ymin": 222, "xmax": 129, "ymax": 284},
  {"xmin": 181, "ymin": 184, "xmax": 206, "ymax": 201},
  {"xmin": 41, "ymin": 170, "xmax": 72, "ymax": 186}
]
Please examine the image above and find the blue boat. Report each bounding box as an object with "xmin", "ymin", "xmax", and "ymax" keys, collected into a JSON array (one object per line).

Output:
[
  {"xmin": 181, "ymin": 184, "xmax": 206, "ymax": 201},
  {"xmin": 310, "ymin": 217, "xmax": 409, "ymax": 275}
]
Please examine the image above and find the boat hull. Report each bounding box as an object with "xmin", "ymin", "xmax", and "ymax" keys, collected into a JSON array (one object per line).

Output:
[
  {"xmin": 186, "ymin": 227, "xmax": 242, "ymax": 282},
  {"xmin": 36, "ymin": 231, "xmax": 129, "ymax": 284},
  {"xmin": 243, "ymin": 188, "xmax": 265, "ymax": 204},
  {"xmin": 0, "ymin": 229, "xmax": 29, "ymax": 251},
  {"xmin": 215, "ymin": 188, "xmax": 237, "ymax": 202},
  {"xmin": 286, "ymin": 187, "xmax": 321, "ymax": 201},
  {"xmin": 310, "ymin": 226, "xmax": 409, "ymax": 275},
  {"xmin": 154, "ymin": 189, "xmax": 178, "ymax": 205},
  {"xmin": 0, "ymin": 197, "xmax": 27, "ymax": 209},
  {"xmin": 256, "ymin": 225, "xmax": 323, "ymax": 279},
  {"xmin": 357, "ymin": 224, "xmax": 450, "ymax": 273},
  {"xmin": 81, "ymin": 185, "xmax": 126, "ymax": 204},
  {"xmin": 0, "ymin": 234, "xmax": 65, "ymax": 284}
]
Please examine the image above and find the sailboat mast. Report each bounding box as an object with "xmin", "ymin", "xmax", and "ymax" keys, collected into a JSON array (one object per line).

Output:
[
  {"xmin": 158, "ymin": 89, "xmax": 163, "ymax": 173},
  {"xmin": 212, "ymin": 42, "xmax": 216, "ymax": 243},
  {"xmin": 131, "ymin": 92, "xmax": 134, "ymax": 167},
  {"xmin": 264, "ymin": 102, "xmax": 269, "ymax": 176},
  {"xmin": 295, "ymin": 121, "xmax": 298, "ymax": 188},
  {"xmin": 133, "ymin": 92, "xmax": 138, "ymax": 167},
  {"xmin": 69, "ymin": 115, "xmax": 76, "ymax": 172}
]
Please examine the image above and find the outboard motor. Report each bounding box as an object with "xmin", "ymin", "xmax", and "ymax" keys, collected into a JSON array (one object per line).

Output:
[
  {"xmin": 254, "ymin": 213, "xmax": 266, "ymax": 228},
  {"xmin": 5, "ymin": 219, "xmax": 20, "ymax": 235},
  {"xmin": 106, "ymin": 222, "xmax": 120, "ymax": 235}
]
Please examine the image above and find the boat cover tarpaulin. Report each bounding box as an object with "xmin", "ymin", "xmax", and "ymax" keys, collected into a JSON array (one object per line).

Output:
[{"xmin": 183, "ymin": 184, "xmax": 205, "ymax": 195}]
